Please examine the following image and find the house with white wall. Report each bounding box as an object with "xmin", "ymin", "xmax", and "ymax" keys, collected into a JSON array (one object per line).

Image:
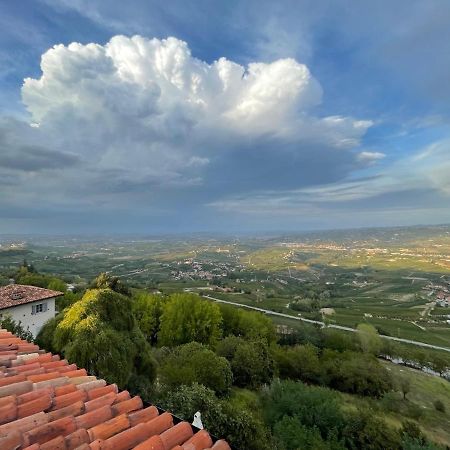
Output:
[{"xmin": 0, "ymin": 284, "xmax": 63, "ymax": 337}]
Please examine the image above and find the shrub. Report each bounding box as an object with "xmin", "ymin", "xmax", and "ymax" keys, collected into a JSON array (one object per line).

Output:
[{"xmin": 433, "ymin": 399, "xmax": 445, "ymax": 413}]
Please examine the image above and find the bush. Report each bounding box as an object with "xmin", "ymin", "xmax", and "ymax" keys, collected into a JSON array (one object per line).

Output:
[
  {"xmin": 272, "ymin": 343, "xmax": 320, "ymax": 383},
  {"xmin": 0, "ymin": 315, "xmax": 33, "ymax": 342},
  {"xmin": 158, "ymin": 383, "xmax": 273, "ymax": 450},
  {"xmin": 274, "ymin": 416, "xmax": 345, "ymax": 450},
  {"xmin": 216, "ymin": 337, "xmax": 274, "ymax": 389},
  {"xmin": 433, "ymin": 399, "xmax": 445, "ymax": 413},
  {"xmin": 263, "ymin": 380, "xmax": 345, "ymax": 442},
  {"xmin": 321, "ymin": 350, "xmax": 393, "ymax": 397},
  {"xmin": 159, "ymin": 342, "xmax": 232, "ymax": 396}
]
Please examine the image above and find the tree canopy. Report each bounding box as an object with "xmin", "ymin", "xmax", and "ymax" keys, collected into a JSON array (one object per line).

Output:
[
  {"xmin": 53, "ymin": 288, "xmax": 156, "ymax": 387},
  {"xmin": 158, "ymin": 293, "xmax": 222, "ymax": 347},
  {"xmin": 159, "ymin": 342, "xmax": 233, "ymax": 396}
]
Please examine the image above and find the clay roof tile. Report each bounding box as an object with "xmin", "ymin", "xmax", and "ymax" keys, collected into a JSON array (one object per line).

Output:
[{"xmin": 0, "ymin": 330, "xmax": 231, "ymax": 450}]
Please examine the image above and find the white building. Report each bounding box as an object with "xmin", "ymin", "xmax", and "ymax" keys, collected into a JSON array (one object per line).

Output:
[{"xmin": 0, "ymin": 284, "xmax": 63, "ymax": 337}]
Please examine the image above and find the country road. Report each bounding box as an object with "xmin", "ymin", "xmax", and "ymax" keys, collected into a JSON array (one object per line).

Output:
[{"xmin": 202, "ymin": 295, "xmax": 450, "ymax": 354}]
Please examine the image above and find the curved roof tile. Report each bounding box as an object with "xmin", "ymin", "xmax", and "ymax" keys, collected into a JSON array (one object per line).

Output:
[{"xmin": 0, "ymin": 329, "xmax": 232, "ymax": 450}]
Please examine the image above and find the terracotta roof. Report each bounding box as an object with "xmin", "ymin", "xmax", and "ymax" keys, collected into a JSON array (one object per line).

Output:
[
  {"xmin": 0, "ymin": 329, "xmax": 232, "ymax": 450},
  {"xmin": 0, "ymin": 285, "xmax": 64, "ymax": 310}
]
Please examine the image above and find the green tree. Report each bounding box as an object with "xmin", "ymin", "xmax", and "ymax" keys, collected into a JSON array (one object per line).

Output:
[
  {"xmin": 0, "ymin": 314, "xmax": 33, "ymax": 342},
  {"xmin": 53, "ymin": 288, "xmax": 156, "ymax": 387},
  {"xmin": 217, "ymin": 336, "xmax": 274, "ymax": 389},
  {"xmin": 35, "ymin": 313, "xmax": 64, "ymax": 353},
  {"xmin": 429, "ymin": 353, "xmax": 449, "ymax": 377},
  {"xmin": 219, "ymin": 304, "xmax": 276, "ymax": 343},
  {"xmin": 159, "ymin": 342, "xmax": 232, "ymax": 396},
  {"xmin": 263, "ymin": 380, "xmax": 345, "ymax": 442},
  {"xmin": 272, "ymin": 343, "xmax": 320, "ymax": 383},
  {"xmin": 398, "ymin": 375, "xmax": 412, "ymax": 400},
  {"xmin": 158, "ymin": 293, "xmax": 222, "ymax": 347},
  {"xmin": 274, "ymin": 416, "xmax": 345, "ymax": 450},
  {"xmin": 47, "ymin": 278, "xmax": 67, "ymax": 293},
  {"xmin": 91, "ymin": 273, "xmax": 131, "ymax": 296},
  {"xmin": 132, "ymin": 292, "xmax": 165, "ymax": 345},
  {"xmin": 158, "ymin": 383, "xmax": 273, "ymax": 450},
  {"xmin": 357, "ymin": 323, "xmax": 382, "ymax": 355},
  {"xmin": 321, "ymin": 350, "xmax": 393, "ymax": 398},
  {"xmin": 342, "ymin": 409, "xmax": 401, "ymax": 450}
]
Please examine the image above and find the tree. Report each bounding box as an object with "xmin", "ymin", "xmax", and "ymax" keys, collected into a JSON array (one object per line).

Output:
[
  {"xmin": 399, "ymin": 376, "xmax": 411, "ymax": 400},
  {"xmin": 321, "ymin": 329, "xmax": 357, "ymax": 353},
  {"xmin": 263, "ymin": 380, "xmax": 345, "ymax": 442},
  {"xmin": 321, "ymin": 350, "xmax": 393, "ymax": 398},
  {"xmin": 219, "ymin": 304, "xmax": 276, "ymax": 344},
  {"xmin": 158, "ymin": 383, "xmax": 273, "ymax": 450},
  {"xmin": 357, "ymin": 324, "xmax": 382, "ymax": 355},
  {"xmin": 158, "ymin": 293, "xmax": 222, "ymax": 347},
  {"xmin": 272, "ymin": 343, "xmax": 320, "ymax": 383},
  {"xmin": 53, "ymin": 288, "xmax": 157, "ymax": 387},
  {"xmin": 47, "ymin": 278, "xmax": 67, "ymax": 293},
  {"xmin": 342, "ymin": 409, "xmax": 401, "ymax": 450},
  {"xmin": 159, "ymin": 342, "xmax": 232, "ymax": 396},
  {"xmin": 35, "ymin": 314, "xmax": 64, "ymax": 353},
  {"xmin": 217, "ymin": 337, "xmax": 274, "ymax": 389},
  {"xmin": 429, "ymin": 353, "xmax": 449, "ymax": 377},
  {"xmin": 132, "ymin": 293, "xmax": 165, "ymax": 344},
  {"xmin": 91, "ymin": 273, "xmax": 130, "ymax": 296},
  {"xmin": 273, "ymin": 416, "xmax": 345, "ymax": 450},
  {"xmin": 0, "ymin": 314, "xmax": 33, "ymax": 342}
]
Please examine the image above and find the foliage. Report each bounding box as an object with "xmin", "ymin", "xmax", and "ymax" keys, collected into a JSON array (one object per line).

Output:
[
  {"xmin": 321, "ymin": 350, "xmax": 393, "ymax": 398},
  {"xmin": 433, "ymin": 399, "xmax": 445, "ymax": 413},
  {"xmin": 216, "ymin": 336, "xmax": 274, "ymax": 389},
  {"xmin": 342, "ymin": 409, "xmax": 401, "ymax": 450},
  {"xmin": 273, "ymin": 416, "xmax": 345, "ymax": 450},
  {"xmin": 159, "ymin": 342, "xmax": 232, "ymax": 396},
  {"xmin": 356, "ymin": 323, "xmax": 382, "ymax": 355},
  {"xmin": 56, "ymin": 291, "xmax": 83, "ymax": 312},
  {"xmin": 0, "ymin": 314, "xmax": 33, "ymax": 342},
  {"xmin": 321, "ymin": 329, "xmax": 358, "ymax": 353},
  {"xmin": 16, "ymin": 270, "xmax": 66, "ymax": 292},
  {"xmin": 272, "ymin": 343, "xmax": 321, "ymax": 383},
  {"xmin": 219, "ymin": 304, "xmax": 276, "ymax": 344},
  {"xmin": 263, "ymin": 380, "xmax": 345, "ymax": 442},
  {"xmin": 158, "ymin": 293, "xmax": 222, "ymax": 347},
  {"xmin": 53, "ymin": 288, "xmax": 156, "ymax": 387},
  {"xmin": 91, "ymin": 273, "xmax": 130, "ymax": 296},
  {"xmin": 158, "ymin": 383, "xmax": 273, "ymax": 450},
  {"xmin": 132, "ymin": 292, "xmax": 165, "ymax": 345},
  {"xmin": 399, "ymin": 375, "xmax": 412, "ymax": 400},
  {"xmin": 35, "ymin": 313, "xmax": 64, "ymax": 353}
]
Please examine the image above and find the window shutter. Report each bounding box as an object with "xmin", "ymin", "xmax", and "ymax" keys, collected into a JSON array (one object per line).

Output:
[
  {"xmin": 31, "ymin": 305, "xmax": 36, "ymax": 315},
  {"xmin": 43, "ymin": 302, "xmax": 48, "ymax": 312}
]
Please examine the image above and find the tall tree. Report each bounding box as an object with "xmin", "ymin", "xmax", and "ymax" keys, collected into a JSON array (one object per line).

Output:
[
  {"xmin": 53, "ymin": 288, "xmax": 156, "ymax": 387},
  {"xmin": 158, "ymin": 293, "xmax": 222, "ymax": 347}
]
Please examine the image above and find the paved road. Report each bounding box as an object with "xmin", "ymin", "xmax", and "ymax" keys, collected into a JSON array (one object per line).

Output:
[{"xmin": 203, "ymin": 295, "xmax": 450, "ymax": 353}]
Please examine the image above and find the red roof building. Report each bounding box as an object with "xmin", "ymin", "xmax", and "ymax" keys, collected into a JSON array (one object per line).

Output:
[
  {"xmin": 0, "ymin": 329, "xmax": 231, "ymax": 450},
  {"xmin": 0, "ymin": 285, "xmax": 64, "ymax": 338},
  {"xmin": 0, "ymin": 285, "xmax": 63, "ymax": 310}
]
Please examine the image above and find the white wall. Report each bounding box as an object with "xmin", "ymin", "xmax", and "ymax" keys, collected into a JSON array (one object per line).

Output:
[{"xmin": 0, "ymin": 297, "xmax": 56, "ymax": 338}]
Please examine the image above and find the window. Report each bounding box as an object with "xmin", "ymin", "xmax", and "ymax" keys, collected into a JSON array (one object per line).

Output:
[{"xmin": 31, "ymin": 302, "xmax": 47, "ymax": 315}]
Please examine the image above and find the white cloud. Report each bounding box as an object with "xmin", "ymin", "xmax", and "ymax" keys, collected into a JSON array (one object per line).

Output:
[
  {"xmin": 0, "ymin": 35, "xmax": 377, "ymax": 223},
  {"xmin": 357, "ymin": 151, "xmax": 386, "ymax": 164}
]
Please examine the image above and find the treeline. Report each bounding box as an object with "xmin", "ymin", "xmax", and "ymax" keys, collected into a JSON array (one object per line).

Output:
[
  {"xmin": 31, "ymin": 273, "xmax": 448, "ymax": 450},
  {"xmin": 279, "ymin": 321, "xmax": 450, "ymax": 380}
]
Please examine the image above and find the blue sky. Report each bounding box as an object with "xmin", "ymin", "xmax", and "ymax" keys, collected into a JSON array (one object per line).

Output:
[{"xmin": 0, "ymin": 0, "xmax": 449, "ymax": 233}]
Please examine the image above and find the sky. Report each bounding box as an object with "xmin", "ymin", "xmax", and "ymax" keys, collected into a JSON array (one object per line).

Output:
[{"xmin": 0, "ymin": 0, "xmax": 449, "ymax": 234}]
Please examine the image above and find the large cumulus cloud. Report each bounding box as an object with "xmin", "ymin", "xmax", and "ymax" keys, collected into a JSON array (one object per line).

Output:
[{"xmin": 3, "ymin": 35, "xmax": 378, "ymax": 230}]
